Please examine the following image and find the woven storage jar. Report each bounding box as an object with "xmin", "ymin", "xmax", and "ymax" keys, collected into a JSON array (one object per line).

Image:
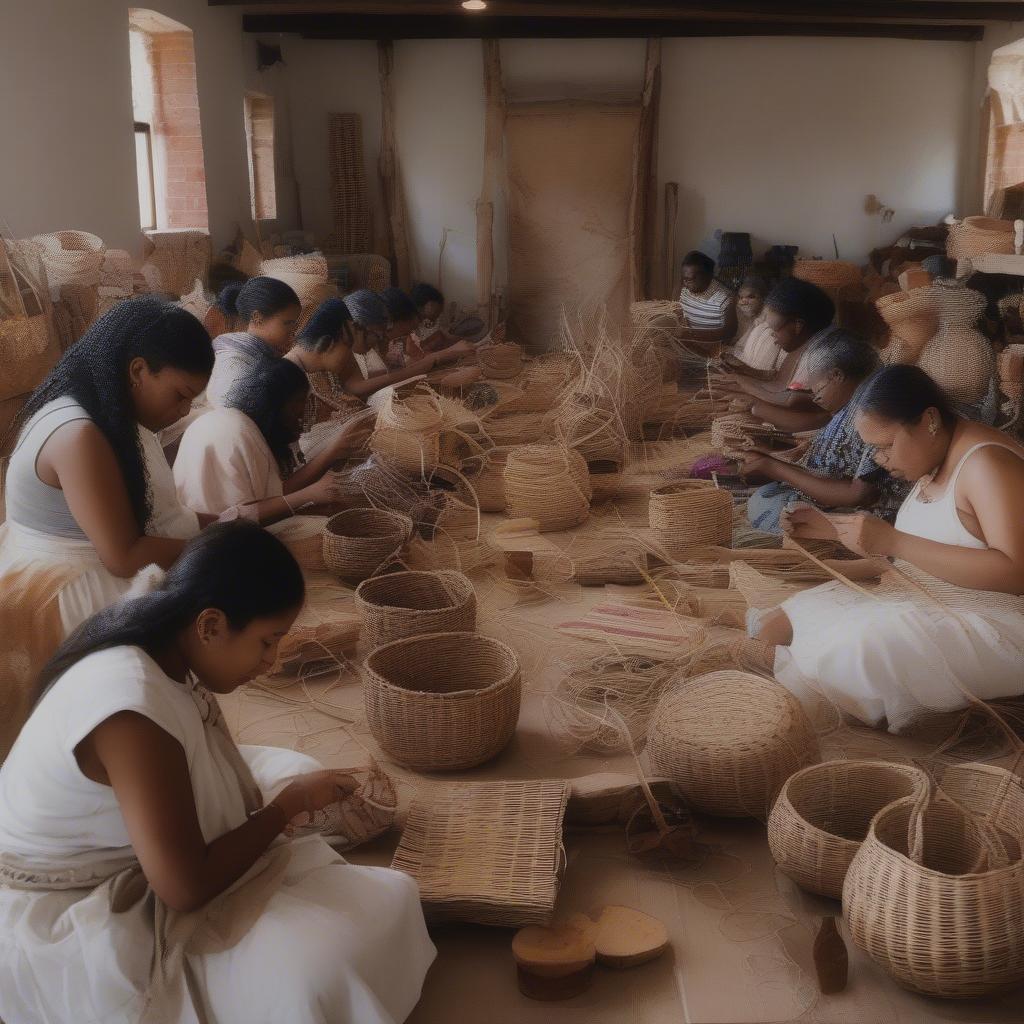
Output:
[
  {"xmin": 364, "ymin": 631, "xmax": 522, "ymax": 771},
  {"xmin": 767, "ymin": 759, "xmax": 927, "ymax": 899},
  {"xmin": 931, "ymin": 285, "xmax": 987, "ymax": 329},
  {"xmin": 917, "ymin": 327, "xmax": 994, "ymax": 406},
  {"xmin": 477, "ymin": 343, "xmax": 523, "ymax": 380},
  {"xmin": 649, "ymin": 481, "xmax": 733, "ymax": 557},
  {"xmin": 355, "ymin": 570, "xmax": 476, "ymax": 648},
  {"xmin": 504, "ymin": 444, "xmax": 591, "ymax": 532},
  {"xmin": 322, "ymin": 508, "xmax": 413, "ymax": 583},
  {"xmin": 843, "ymin": 792, "xmax": 1024, "ymax": 998},
  {"xmin": 647, "ymin": 671, "xmax": 820, "ymax": 818}
]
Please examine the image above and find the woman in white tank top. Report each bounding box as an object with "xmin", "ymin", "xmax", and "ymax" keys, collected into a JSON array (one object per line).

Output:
[{"xmin": 754, "ymin": 365, "xmax": 1024, "ymax": 733}]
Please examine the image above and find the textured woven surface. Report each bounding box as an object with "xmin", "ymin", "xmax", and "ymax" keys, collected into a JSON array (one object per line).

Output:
[
  {"xmin": 947, "ymin": 216, "xmax": 1015, "ymax": 260},
  {"xmin": 364, "ymin": 631, "xmax": 521, "ymax": 771},
  {"xmin": 141, "ymin": 230, "xmax": 210, "ymax": 298},
  {"xmin": 767, "ymin": 759, "xmax": 926, "ymax": 899},
  {"xmin": 649, "ymin": 481, "xmax": 734, "ymax": 557},
  {"xmin": 477, "ymin": 343, "xmax": 524, "ymax": 380},
  {"xmin": 322, "ymin": 508, "xmax": 413, "ymax": 582},
  {"xmin": 390, "ymin": 779, "xmax": 569, "ymax": 927},
  {"xmin": 354, "ymin": 569, "xmax": 476, "ymax": 648},
  {"xmin": 917, "ymin": 327, "xmax": 995, "ymax": 405},
  {"xmin": 504, "ymin": 444, "xmax": 591, "ymax": 532},
  {"xmin": 325, "ymin": 113, "xmax": 372, "ymax": 255}
]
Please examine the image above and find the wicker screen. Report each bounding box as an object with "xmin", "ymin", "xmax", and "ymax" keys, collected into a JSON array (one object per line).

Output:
[{"xmin": 325, "ymin": 113, "xmax": 371, "ymax": 254}]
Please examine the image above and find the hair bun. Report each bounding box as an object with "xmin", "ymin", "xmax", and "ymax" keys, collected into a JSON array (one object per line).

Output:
[{"xmin": 124, "ymin": 563, "xmax": 168, "ymax": 601}]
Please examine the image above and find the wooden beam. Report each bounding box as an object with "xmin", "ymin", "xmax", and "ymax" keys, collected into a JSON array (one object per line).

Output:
[
  {"xmin": 242, "ymin": 14, "xmax": 985, "ymax": 41},
  {"xmin": 227, "ymin": 0, "xmax": 1024, "ymax": 22}
]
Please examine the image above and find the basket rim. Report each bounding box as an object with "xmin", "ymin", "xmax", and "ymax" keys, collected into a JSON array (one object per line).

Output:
[
  {"xmin": 355, "ymin": 569, "xmax": 474, "ymax": 613},
  {"xmin": 325, "ymin": 507, "xmax": 413, "ymax": 538}
]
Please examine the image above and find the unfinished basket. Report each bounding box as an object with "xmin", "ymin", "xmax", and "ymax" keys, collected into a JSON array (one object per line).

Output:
[
  {"xmin": 843, "ymin": 793, "xmax": 1024, "ymax": 998},
  {"xmin": 504, "ymin": 444, "xmax": 591, "ymax": 532},
  {"xmin": 767, "ymin": 760, "xmax": 927, "ymax": 899},
  {"xmin": 556, "ymin": 399, "xmax": 625, "ymax": 468},
  {"xmin": 275, "ymin": 516, "xmax": 327, "ymax": 574},
  {"xmin": 647, "ymin": 671, "xmax": 820, "ymax": 818},
  {"xmin": 355, "ymin": 570, "xmax": 476, "ymax": 648},
  {"xmin": 917, "ymin": 327, "xmax": 995, "ymax": 405},
  {"xmin": 370, "ymin": 389, "xmax": 444, "ymax": 475},
  {"xmin": 322, "ymin": 508, "xmax": 413, "ymax": 583},
  {"xmin": 364, "ymin": 631, "xmax": 521, "ymax": 770},
  {"xmin": 390, "ymin": 779, "xmax": 569, "ymax": 927},
  {"xmin": 649, "ymin": 481, "xmax": 733, "ymax": 557},
  {"xmin": 477, "ymin": 343, "xmax": 524, "ymax": 380},
  {"xmin": 469, "ymin": 447, "xmax": 509, "ymax": 512}
]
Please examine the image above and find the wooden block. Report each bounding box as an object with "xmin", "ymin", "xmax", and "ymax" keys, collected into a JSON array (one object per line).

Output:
[
  {"xmin": 513, "ymin": 915, "xmax": 597, "ymax": 1001},
  {"xmin": 593, "ymin": 905, "xmax": 670, "ymax": 969}
]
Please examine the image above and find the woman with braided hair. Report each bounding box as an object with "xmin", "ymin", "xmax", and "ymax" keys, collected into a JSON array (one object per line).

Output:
[{"xmin": 0, "ymin": 297, "xmax": 213, "ymax": 758}]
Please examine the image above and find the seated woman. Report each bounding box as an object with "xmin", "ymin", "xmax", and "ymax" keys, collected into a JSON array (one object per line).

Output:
[
  {"xmin": 381, "ymin": 286, "xmax": 428, "ymax": 367},
  {"xmin": 0, "ymin": 522, "xmax": 435, "ymax": 1024},
  {"xmin": 715, "ymin": 278, "xmax": 836, "ymax": 432},
  {"xmin": 743, "ymin": 332, "xmax": 907, "ymax": 533},
  {"xmin": 731, "ymin": 275, "xmax": 784, "ymax": 374},
  {"xmin": 677, "ymin": 250, "xmax": 737, "ymax": 350},
  {"xmin": 0, "ymin": 298, "xmax": 212, "ymax": 756},
  {"xmin": 174, "ymin": 359, "xmax": 371, "ymax": 527},
  {"xmin": 206, "ymin": 277, "xmax": 301, "ymax": 407},
  {"xmin": 754, "ymin": 364, "xmax": 1024, "ymax": 733}
]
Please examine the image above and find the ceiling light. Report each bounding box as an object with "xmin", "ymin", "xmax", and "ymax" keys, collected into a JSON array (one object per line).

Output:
[{"xmin": 462, "ymin": 1, "xmax": 487, "ymax": 10}]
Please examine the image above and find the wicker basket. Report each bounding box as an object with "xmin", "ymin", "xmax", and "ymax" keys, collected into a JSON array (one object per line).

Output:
[
  {"xmin": 917, "ymin": 327, "xmax": 995, "ymax": 405},
  {"xmin": 649, "ymin": 481, "xmax": 733, "ymax": 557},
  {"xmin": 947, "ymin": 216, "xmax": 1015, "ymax": 260},
  {"xmin": 767, "ymin": 759, "xmax": 927, "ymax": 899},
  {"xmin": 469, "ymin": 447, "xmax": 509, "ymax": 512},
  {"xmin": 477, "ymin": 343, "xmax": 524, "ymax": 380},
  {"xmin": 322, "ymin": 508, "xmax": 413, "ymax": 583},
  {"xmin": 647, "ymin": 671, "xmax": 820, "ymax": 818},
  {"xmin": 793, "ymin": 260, "xmax": 862, "ymax": 300},
  {"xmin": 937, "ymin": 762, "xmax": 1024, "ymax": 841},
  {"xmin": 30, "ymin": 230, "xmax": 104, "ymax": 295},
  {"xmin": 504, "ymin": 444, "xmax": 591, "ymax": 533},
  {"xmin": 363, "ymin": 631, "xmax": 521, "ymax": 770},
  {"xmin": 843, "ymin": 792, "xmax": 1024, "ymax": 998},
  {"xmin": 354, "ymin": 570, "xmax": 476, "ymax": 648}
]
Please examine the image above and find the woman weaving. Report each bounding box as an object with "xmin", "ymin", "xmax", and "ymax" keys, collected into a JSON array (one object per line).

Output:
[
  {"xmin": 676, "ymin": 250, "xmax": 737, "ymax": 351},
  {"xmin": 0, "ymin": 523, "xmax": 435, "ymax": 1024},
  {"xmin": 754, "ymin": 365, "xmax": 1024, "ymax": 733}
]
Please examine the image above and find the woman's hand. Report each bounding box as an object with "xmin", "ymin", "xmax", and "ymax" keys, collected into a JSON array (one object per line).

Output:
[
  {"xmin": 303, "ymin": 469, "xmax": 347, "ymax": 507},
  {"xmin": 328, "ymin": 412, "xmax": 375, "ymax": 458},
  {"xmin": 436, "ymin": 339, "xmax": 476, "ymax": 365},
  {"xmin": 828, "ymin": 512, "xmax": 897, "ymax": 557},
  {"xmin": 270, "ymin": 770, "xmax": 359, "ymax": 824},
  {"xmin": 737, "ymin": 449, "xmax": 778, "ymax": 481}
]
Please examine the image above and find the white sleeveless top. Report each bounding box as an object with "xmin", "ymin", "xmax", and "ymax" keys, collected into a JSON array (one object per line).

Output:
[{"xmin": 895, "ymin": 441, "xmax": 1023, "ymax": 550}]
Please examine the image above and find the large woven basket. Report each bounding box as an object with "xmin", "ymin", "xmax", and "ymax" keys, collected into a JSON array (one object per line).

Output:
[
  {"xmin": 649, "ymin": 481, "xmax": 733, "ymax": 557},
  {"xmin": 767, "ymin": 759, "xmax": 927, "ymax": 899},
  {"xmin": 322, "ymin": 508, "xmax": 413, "ymax": 583},
  {"xmin": 647, "ymin": 671, "xmax": 820, "ymax": 818},
  {"xmin": 843, "ymin": 792, "xmax": 1024, "ymax": 998},
  {"xmin": 504, "ymin": 444, "xmax": 591, "ymax": 532},
  {"xmin": 917, "ymin": 327, "xmax": 994, "ymax": 405},
  {"xmin": 937, "ymin": 762, "xmax": 1024, "ymax": 841},
  {"xmin": 469, "ymin": 447, "xmax": 509, "ymax": 512},
  {"xmin": 793, "ymin": 259, "xmax": 862, "ymax": 300},
  {"xmin": 477, "ymin": 343, "xmax": 523, "ymax": 380},
  {"xmin": 947, "ymin": 216, "xmax": 1015, "ymax": 260},
  {"xmin": 364, "ymin": 631, "xmax": 521, "ymax": 771},
  {"xmin": 354, "ymin": 570, "xmax": 476, "ymax": 648}
]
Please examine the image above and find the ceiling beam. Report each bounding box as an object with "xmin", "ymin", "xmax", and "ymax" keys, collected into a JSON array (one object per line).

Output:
[
  {"xmin": 224, "ymin": 1, "xmax": 1024, "ymax": 21},
  {"xmin": 241, "ymin": 13, "xmax": 986, "ymax": 40}
]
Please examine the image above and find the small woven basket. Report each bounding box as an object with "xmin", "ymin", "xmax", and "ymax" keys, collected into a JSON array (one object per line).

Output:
[
  {"xmin": 843, "ymin": 791, "xmax": 1024, "ymax": 998},
  {"xmin": 354, "ymin": 570, "xmax": 476, "ymax": 648},
  {"xmin": 767, "ymin": 759, "xmax": 927, "ymax": 899},
  {"xmin": 647, "ymin": 671, "xmax": 820, "ymax": 818},
  {"xmin": 322, "ymin": 508, "xmax": 413, "ymax": 583},
  {"xmin": 477, "ymin": 343, "xmax": 524, "ymax": 380},
  {"xmin": 649, "ymin": 481, "xmax": 733, "ymax": 557},
  {"xmin": 364, "ymin": 631, "xmax": 522, "ymax": 771},
  {"xmin": 504, "ymin": 444, "xmax": 591, "ymax": 532}
]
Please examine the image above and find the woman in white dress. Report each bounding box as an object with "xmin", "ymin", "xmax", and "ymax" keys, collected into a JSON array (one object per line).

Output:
[
  {"xmin": 0, "ymin": 522, "xmax": 435, "ymax": 1023},
  {"xmin": 0, "ymin": 298, "xmax": 213, "ymax": 756},
  {"xmin": 755, "ymin": 364, "xmax": 1024, "ymax": 733}
]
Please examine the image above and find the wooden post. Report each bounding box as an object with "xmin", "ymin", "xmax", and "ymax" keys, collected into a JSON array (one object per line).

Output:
[
  {"xmin": 663, "ymin": 181, "xmax": 679, "ymax": 300},
  {"xmin": 377, "ymin": 40, "xmax": 412, "ymax": 288},
  {"xmin": 478, "ymin": 39, "xmax": 505, "ymax": 322},
  {"xmin": 629, "ymin": 39, "xmax": 661, "ymax": 304}
]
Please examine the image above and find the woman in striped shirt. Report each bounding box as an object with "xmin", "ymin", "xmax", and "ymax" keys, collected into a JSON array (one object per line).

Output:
[{"xmin": 678, "ymin": 250, "xmax": 737, "ymax": 349}]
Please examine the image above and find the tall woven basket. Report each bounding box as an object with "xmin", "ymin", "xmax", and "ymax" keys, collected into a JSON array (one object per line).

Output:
[
  {"xmin": 649, "ymin": 481, "xmax": 733, "ymax": 558},
  {"xmin": 322, "ymin": 508, "xmax": 413, "ymax": 583},
  {"xmin": 504, "ymin": 444, "xmax": 592, "ymax": 532},
  {"xmin": 647, "ymin": 671, "xmax": 820, "ymax": 818},
  {"xmin": 364, "ymin": 631, "xmax": 522, "ymax": 771},
  {"xmin": 767, "ymin": 759, "xmax": 927, "ymax": 899},
  {"xmin": 843, "ymin": 791, "xmax": 1024, "ymax": 998},
  {"xmin": 354, "ymin": 570, "xmax": 476, "ymax": 648}
]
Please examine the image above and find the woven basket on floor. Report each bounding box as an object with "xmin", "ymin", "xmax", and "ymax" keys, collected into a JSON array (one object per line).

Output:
[
  {"xmin": 504, "ymin": 444, "xmax": 591, "ymax": 532},
  {"xmin": 322, "ymin": 508, "xmax": 413, "ymax": 583},
  {"xmin": 556, "ymin": 399, "xmax": 625, "ymax": 468},
  {"xmin": 477, "ymin": 343, "xmax": 523, "ymax": 380},
  {"xmin": 370, "ymin": 389, "xmax": 444, "ymax": 476},
  {"xmin": 917, "ymin": 327, "xmax": 994, "ymax": 406},
  {"xmin": 469, "ymin": 447, "xmax": 509, "ymax": 512},
  {"xmin": 649, "ymin": 481, "xmax": 733, "ymax": 557},
  {"xmin": 843, "ymin": 792, "xmax": 1024, "ymax": 998},
  {"xmin": 505, "ymin": 355, "xmax": 577, "ymax": 413},
  {"xmin": 141, "ymin": 230, "xmax": 211, "ymax": 298},
  {"xmin": 391, "ymin": 779, "xmax": 569, "ymax": 927},
  {"xmin": 364, "ymin": 631, "xmax": 521, "ymax": 770},
  {"xmin": 647, "ymin": 671, "xmax": 820, "ymax": 818},
  {"xmin": 355, "ymin": 570, "xmax": 476, "ymax": 648},
  {"xmin": 767, "ymin": 759, "xmax": 927, "ymax": 899},
  {"xmin": 482, "ymin": 411, "xmax": 548, "ymax": 448},
  {"xmin": 937, "ymin": 762, "xmax": 1024, "ymax": 841}
]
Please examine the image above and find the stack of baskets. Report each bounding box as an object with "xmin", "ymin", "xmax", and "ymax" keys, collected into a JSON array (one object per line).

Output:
[
  {"xmin": 998, "ymin": 343, "xmax": 1024, "ymax": 401},
  {"xmin": 477, "ymin": 343, "xmax": 523, "ymax": 380},
  {"xmin": 946, "ymin": 216, "xmax": 1015, "ymax": 261},
  {"xmin": 322, "ymin": 508, "xmax": 413, "ymax": 583},
  {"xmin": 355, "ymin": 569, "xmax": 476, "ymax": 648},
  {"xmin": 649, "ymin": 481, "xmax": 733, "ymax": 558},
  {"xmin": 504, "ymin": 444, "xmax": 591, "ymax": 532}
]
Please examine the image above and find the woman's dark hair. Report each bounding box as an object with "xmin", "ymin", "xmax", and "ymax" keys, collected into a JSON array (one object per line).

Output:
[
  {"xmin": 344, "ymin": 288, "xmax": 389, "ymax": 329},
  {"xmin": 31, "ymin": 522, "xmax": 305, "ymax": 709},
  {"xmin": 738, "ymin": 274, "xmax": 768, "ymax": 298},
  {"xmin": 229, "ymin": 276, "xmax": 300, "ymax": 322},
  {"xmin": 380, "ymin": 287, "xmax": 419, "ymax": 325},
  {"xmin": 226, "ymin": 358, "xmax": 309, "ymax": 472},
  {"xmin": 855, "ymin": 364, "xmax": 956, "ymax": 428},
  {"xmin": 765, "ymin": 278, "xmax": 836, "ymax": 335},
  {"xmin": 13, "ymin": 297, "xmax": 213, "ymax": 530},
  {"xmin": 804, "ymin": 330, "xmax": 878, "ymax": 381},
  {"xmin": 682, "ymin": 250, "xmax": 715, "ymax": 276},
  {"xmin": 410, "ymin": 282, "xmax": 444, "ymax": 310},
  {"xmin": 296, "ymin": 297, "xmax": 353, "ymax": 353},
  {"xmin": 216, "ymin": 282, "xmax": 245, "ymax": 317}
]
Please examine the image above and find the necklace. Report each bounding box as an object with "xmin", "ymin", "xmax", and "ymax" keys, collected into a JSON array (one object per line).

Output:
[{"xmin": 915, "ymin": 464, "xmax": 941, "ymax": 503}]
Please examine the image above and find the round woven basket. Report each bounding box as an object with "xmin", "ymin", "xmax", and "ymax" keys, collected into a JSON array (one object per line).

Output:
[
  {"xmin": 875, "ymin": 287, "xmax": 937, "ymax": 328},
  {"xmin": 355, "ymin": 570, "xmax": 476, "ymax": 648},
  {"xmin": 947, "ymin": 216, "xmax": 1015, "ymax": 260},
  {"xmin": 843, "ymin": 792, "xmax": 1024, "ymax": 998},
  {"xmin": 477, "ymin": 343, "xmax": 524, "ymax": 380},
  {"xmin": 649, "ymin": 481, "xmax": 733, "ymax": 557},
  {"xmin": 793, "ymin": 260, "xmax": 862, "ymax": 299},
  {"xmin": 504, "ymin": 444, "xmax": 591, "ymax": 532},
  {"xmin": 767, "ymin": 759, "xmax": 927, "ymax": 899},
  {"xmin": 364, "ymin": 631, "xmax": 521, "ymax": 770},
  {"xmin": 322, "ymin": 508, "xmax": 413, "ymax": 583},
  {"xmin": 31, "ymin": 230, "xmax": 104, "ymax": 292},
  {"xmin": 938, "ymin": 762, "xmax": 1024, "ymax": 841},
  {"xmin": 647, "ymin": 672, "xmax": 820, "ymax": 818},
  {"xmin": 917, "ymin": 327, "xmax": 995, "ymax": 405},
  {"xmin": 931, "ymin": 284, "xmax": 987, "ymax": 329},
  {"xmin": 470, "ymin": 448, "xmax": 509, "ymax": 512}
]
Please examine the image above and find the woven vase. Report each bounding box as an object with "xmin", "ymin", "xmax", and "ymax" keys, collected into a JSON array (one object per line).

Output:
[
  {"xmin": 917, "ymin": 327, "xmax": 994, "ymax": 405},
  {"xmin": 364, "ymin": 631, "xmax": 522, "ymax": 770},
  {"xmin": 477, "ymin": 343, "xmax": 523, "ymax": 380},
  {"xmin": 355, "ymin": 570, "xmax": 476, "ymax": 649},
  {"xmin": 649, "ymin": 481, "xmax": 733, "ymax": 557},
  {"xmin": 767, "ymin": 760, "xmax": 927, "ymax": 899},
  {"xmin": 647, "ymin": 671, "xmax": 820, "ymax": 818},
  {"xmin": 322, "ymin": 508, "xmax": 413, "ymax": 583},
  {"xmin": 504, "ymin": 444, "xmax": 591, "ymax": 532}
]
